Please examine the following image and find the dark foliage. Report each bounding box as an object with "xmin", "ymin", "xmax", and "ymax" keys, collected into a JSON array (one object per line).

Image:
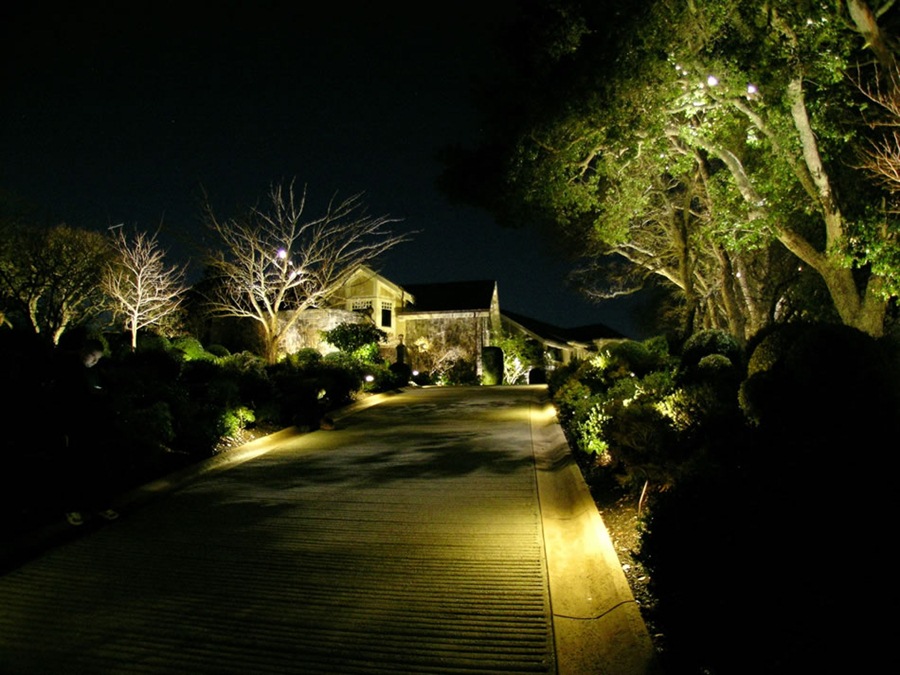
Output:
[
  {"xmin": 0, "ymin": 325, "xmax": 398, "ymax": 539},
  {"xmin": 678, "ymin": 329, "xmax": 744, "ymax": 373},
  {"xmin": 550, "ymin": 324, "xmax": 898, "ymax": 672},
  {"xmin": 638, "ymin": 322, "xmax": 898, "ymax": 673}
]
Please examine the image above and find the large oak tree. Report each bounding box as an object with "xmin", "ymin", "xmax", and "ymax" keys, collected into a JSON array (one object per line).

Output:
[{"xmin": 441, "ymin": 0, "xmax": 899, "ymax": 340}]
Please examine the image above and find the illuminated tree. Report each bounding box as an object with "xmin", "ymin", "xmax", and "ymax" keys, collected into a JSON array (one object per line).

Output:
[
  {"xmin": 445, "ymin": 0, "xmax": 899, "ymax": 339},
  {"xmin": 658, "ymin": 0, "xmax": 896, "ymax": 337},
  {"xmin": 853, "ymin": 62, "xmax": 900, "ymax": 297},
  {"xmin": 203, "ymin": 180, "xmax": 408, "ymax": 364},
  {"xmin": 859, "ymin": 70, "xmax": 900, "ymax": 197},
  {"xmin": 103, "ymin": 226, "xmax": 188, "ymax": 350},
  {"xmin": 491, "ymin": 329, "xmax": 543, "ymax": 384},
  {"xmin": 0, "ymin": 222, "xmax": 112, "ymax": 344}
]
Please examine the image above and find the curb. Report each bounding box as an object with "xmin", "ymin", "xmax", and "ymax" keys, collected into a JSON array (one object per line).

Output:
[{"xmin": 530, "ymin": 395, "xmax": 661, "ymax": 675}]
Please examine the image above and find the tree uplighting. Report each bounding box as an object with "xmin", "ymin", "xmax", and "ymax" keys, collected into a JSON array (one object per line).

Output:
[{"xmin": 203, "ymin": 179, "xmax": 409, "ymax": 364}]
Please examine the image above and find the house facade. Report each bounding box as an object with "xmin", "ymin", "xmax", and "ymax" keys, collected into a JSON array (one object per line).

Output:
[
  {"xmin": 280, "ymin": 265, "xmax": 622, "ymax": 377},
  {"xmin": 325, "ymin": 266, "xmax": 412, "ymax": 340},
  {"xmin": 396, "ymin": 279, "xmax": 501, "ymax": 379}
]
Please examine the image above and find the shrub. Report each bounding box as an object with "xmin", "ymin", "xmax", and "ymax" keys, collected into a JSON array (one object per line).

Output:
[
  {"xmin": 317, "ymin": 354, "xmax": 365, "ymax": 405},
  {"xmin": 219, "ymin": 406, "xmax": 256, "ymax": 439},
  {"xmin": 215, "ymin": 352, "xmax": 270, "ymax": 406},
  {"xmin": 491, "ymin": 330, "xmax": 543, "ymax": 384},
  {"xmin": 352, "ymin": 342, "xmax": 382, "ymax": 364},
  {"xmin": 171, "ymin": 335, "xmax": 214, "ymax": 361},
  {"xmin": 569, "ymin": 355, "xmax": 610, "ymax": 394},
  {"xmin": 264, "ymin": 362, "xmax": 322, "ymax": 427},
  {"xmin": 206, "ymin": 344, "xmax": 231, "ymax": 358},
  {"xmin": 135, "ymin": 331, "xmax": 171, "ymax": 353},
  {"xmin": 605, "ymin": 338, "xmax": 672, "ymax": 377},
  {"xmin": 118, "ymin": 400, "xmax": 175, "ymax": 451},
  {"xmin": 639, "ymin": 322, "xmax": 899, "ymax": 673},
  {"xmin": 679, "ymin": 329, "xmax": 742, "ymax": 371},
  {"xmin": 388, "ymin": 360, "xmax": 412, "ymax": 384},
  {"xmin": 576, "ymin": 402, "xmax": 610, "ymax": 459},
  {"xmin": 481, "ymin": 345, "xmax": 504, "ymax": 385},
  {"xmin": 638, "ymin": 467, "xmax": 759, "ymax": 674},
  {"xmin": 740, "ymin": 322, "xmax": 900, "ymax": 445},
  {"xmin": 547, "ymin": 359, "xmax": 582, "ymax": 395},
  {"xmin": 410, "ymin": 369, "xmax": 433, "ymax": 386},
  {"xmin": 362, "ymin": 361, "xmax": 407, "ymax": 392},
  {"xmin": 180, "ymin": 359, "xmax": 240, "ymax": 406},
  {"xmin": 551, "ymin": 378, "xmax": 593, "ymax": 426},
  {"xmin": 602, "ymin": 400, "xmax": 679, "ymax": 487},
  {"xmin": 284, "ymin": 348, "xmax": 323, "ymax": 369},
  {"xmin": 321, "ymin": 322, "xmax": 386, "ymax": 356},
  {"xmin": 742, "ymin": 321, "xmax": 812, "ymax": 378}
]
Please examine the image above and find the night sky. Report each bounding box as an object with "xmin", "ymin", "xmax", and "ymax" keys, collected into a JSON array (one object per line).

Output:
[{"xmin": 2, "ymin": 2, "xmax": 643, "ymax": 337}]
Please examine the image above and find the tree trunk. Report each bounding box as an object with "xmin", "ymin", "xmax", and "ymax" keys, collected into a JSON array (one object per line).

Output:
[{"xmin": 847, "ymin": 0, "xmax": 899, "ymax": 86}]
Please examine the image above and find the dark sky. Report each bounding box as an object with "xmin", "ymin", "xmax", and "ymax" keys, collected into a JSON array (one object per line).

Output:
[{"xmin": 2, "ymin": 2, "xmax": 643, "ymax": 337}]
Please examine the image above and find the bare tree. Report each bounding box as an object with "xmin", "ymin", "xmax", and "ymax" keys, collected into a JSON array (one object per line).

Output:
[
  {"xmin": 103, "ymin": 226, "xmax": 188, "ymax": 350},
  {"xmin": 857, "ymin": 65, "xmax": 900, "ymax": 201},
  {"xmin": 203, "ymin": 180, "xmax": 409, "ymax": 364}
]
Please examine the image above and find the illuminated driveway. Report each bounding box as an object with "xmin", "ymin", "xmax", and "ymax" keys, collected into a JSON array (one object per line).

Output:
[{"xmin": 0, "ymin": 385, "xmax": 655, "ymax": 674}]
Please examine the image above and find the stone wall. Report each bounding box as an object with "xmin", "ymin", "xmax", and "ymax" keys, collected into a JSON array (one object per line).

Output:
[
  {"xmin": 280, "ymin": 309, "xmax": 367, "ymax": 355},
  {"xmin": 402, "ymin": 315, "xmax": 487, "ymax": 377}
]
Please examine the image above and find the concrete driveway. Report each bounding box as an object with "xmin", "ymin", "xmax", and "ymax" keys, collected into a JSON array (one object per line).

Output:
[{"xmin": 0, "ymin": 385, "xmax": 657, "ymax": 674}]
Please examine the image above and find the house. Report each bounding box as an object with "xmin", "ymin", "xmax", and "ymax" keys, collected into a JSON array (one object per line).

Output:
[
  {"xmin": 396, "ymin": 279, "xmax": 501, "ymax": 379},
  {"xmin": 280, "ymin": 265, "xmax": 623, "ymax": 378},
  {"xmin": 325, "ymin": 265, "xmax": 413, "ymax": 339},
  {"xmin": 500, "ymin": 310, "xmax": 626, "ymax": 367}
]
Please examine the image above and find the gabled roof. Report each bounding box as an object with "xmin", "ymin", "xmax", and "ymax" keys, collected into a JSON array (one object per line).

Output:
[
  {"xmin": 501, "ymin": 310, "xmax": 575, "ymax": 345},
  {"xmin": 400, "ymin": 280, "xmax": 496, "ymax": 313},
  {"xmin": 502, "ymin": 309, "xmax": 625, "ymax": 344},
  {"xmin": 345, "ymin": 265, "xmax": 408, "ymax": 298}
]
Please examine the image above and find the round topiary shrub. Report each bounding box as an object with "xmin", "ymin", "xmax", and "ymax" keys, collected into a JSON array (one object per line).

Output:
[
  {"xmin": 740, "ymin": 322, "xmax": 900, "ymax": 448},
  {"xmin": 679, "ymin": 329, "xmax": 742, "ymax": 371},
  {"xmin": 606, "ymin": 338, "xmax": 671, "ymax": 377},
  {"xmin": 206, "ymin": 344, "xmax": 231, "ymax": 358},
  {"xmin": 743, "ymin": 321, "xmax": 811, "ymax": 378}
]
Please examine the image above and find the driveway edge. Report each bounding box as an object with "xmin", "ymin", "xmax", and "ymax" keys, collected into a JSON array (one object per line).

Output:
[{"xmin": 530, "ymin": 392, "xmax": 661, "ymax": 675}]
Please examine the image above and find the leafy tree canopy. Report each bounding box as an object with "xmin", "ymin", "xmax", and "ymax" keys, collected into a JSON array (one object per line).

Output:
[{"xmin": 441, "ymin": 0, "xmax": 900, "ymax": 339}]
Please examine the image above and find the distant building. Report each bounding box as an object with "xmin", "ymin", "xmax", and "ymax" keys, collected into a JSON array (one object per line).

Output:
[
  {"xmin": 396, "ymin": 279, "xmax": 501, "ymax": 379},
  {"xmin": 272, "ymin": 265, "xmax": 624, "ymax": 377},
  {"xmin": 500, "ymin": 310, "xmax": 625, "ymax": 367},
  {"xmin": 326, "ymin": 265, "xmax": 412, "ymax": 338}
]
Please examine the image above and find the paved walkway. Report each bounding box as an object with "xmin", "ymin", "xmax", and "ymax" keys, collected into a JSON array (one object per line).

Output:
[{"xmin": 0, "ymin": 385, "xmax": 657, "ymax": 674}]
